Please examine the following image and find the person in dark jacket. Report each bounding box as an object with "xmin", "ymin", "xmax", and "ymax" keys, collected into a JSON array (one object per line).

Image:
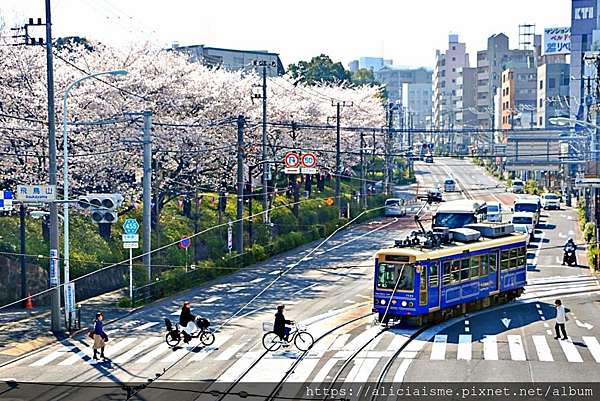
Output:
[
  {"xmin": 274, "ymin": 305, "xmax": 294, "ymax": 345},
  {"xmin": 179, "ymin": 301, "xmax": 196, "ymax": 343},
  {"xmin": 92, "ymin": 312, "xmax": 108, "ymax": 360}
]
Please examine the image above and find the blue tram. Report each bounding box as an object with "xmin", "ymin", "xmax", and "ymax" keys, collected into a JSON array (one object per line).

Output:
[{"xmin": 373, "ymin": 224, "xmax": 528, "ymax": 324}]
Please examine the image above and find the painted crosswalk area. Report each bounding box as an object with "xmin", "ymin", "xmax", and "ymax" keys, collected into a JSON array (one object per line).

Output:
[{"xmin": 11, "ymin": 319, "xmax": 600, "ymax": 380}]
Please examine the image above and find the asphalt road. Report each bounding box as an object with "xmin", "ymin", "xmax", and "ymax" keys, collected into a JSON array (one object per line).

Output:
[{"xmin": 1, "ymin": 158, "xmax": 599, "ymax": 401}]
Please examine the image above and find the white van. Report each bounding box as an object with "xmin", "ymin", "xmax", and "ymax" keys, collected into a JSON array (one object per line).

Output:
[
  {"xmin": 433, "ymin": 199, "xmax": 486, "ymax": 229},
  {"xmin": 512, "ymin": 212, "xmax": 535, "ymax": 241},
  {"xmin": 486, "ymin": 201, "xmax": 503, "ymax": 222},
  {"xmin": 384, "ymin": 198, "xmax": 406, "ymax": 217},
  {"xmin": 514, "ymin": 197, "xmax": 541, "ymax": 226},
  {"xmin": 443, "ymin": 178, "xmax": 456, "ymax": 192},
  {"xmin": 512, "ymin": 179, "xmax": 525, "ymax": 193}
]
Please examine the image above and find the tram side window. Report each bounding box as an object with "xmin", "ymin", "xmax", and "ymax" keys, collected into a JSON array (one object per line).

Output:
[
  {"xmin": 443, "ymin": 261, "xmax": 452, "ymax": 285},
  {"xmin": 470, "ymin": 256, "xmax": 479, "ymax": 279},
  {"xmin": 429, "ymin": 263, "xmax": 439, "ymax": 287},
  {"xmin": 460, "ymin": 258, "xmax": 470, "ymax": 281},
  {"xmin": 489, "ymin": 253, "xmax": 497, "ymax": 272},
  {"xmin": 479, "ymin": 255, "xmax": 489, "ymax": 276},
  {"xmin": 452, "ymin": 259, "xmax": 462, "ymax": 283},
  {"xmin": 517, "ymin": 246, "xmax": 526, "ymax": 267},
  {"xmin": 500, "ymin": 250, "xmax": 510, "ymax": 270}
]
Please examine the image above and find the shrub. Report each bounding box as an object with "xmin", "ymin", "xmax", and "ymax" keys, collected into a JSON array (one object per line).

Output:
[{"xmin": 583, "ymin": 222, "xmax": 596, "ymax": 244}]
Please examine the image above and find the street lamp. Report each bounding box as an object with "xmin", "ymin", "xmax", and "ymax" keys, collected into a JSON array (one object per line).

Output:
[{"xmin": 62, "ymin": 69, "xmax": 128, "ymax": 327}]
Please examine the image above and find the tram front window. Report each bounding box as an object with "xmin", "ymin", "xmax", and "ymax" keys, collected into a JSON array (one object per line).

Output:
[{"xmin": 377, "ymin": 263, "xmax": 415, "ymax": 291}]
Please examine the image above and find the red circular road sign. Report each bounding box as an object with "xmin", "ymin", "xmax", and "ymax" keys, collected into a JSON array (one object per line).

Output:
[
  {"xmin": 284, "ymin": 152, "xmax": 300, "ymax": 168},
  {"xmin": 179, "ymin": 236, "xmax": 191, "ymax": 250},
  {"xmin": 301, "ymin": 152, "xmax": 317, "ymax": 168}
]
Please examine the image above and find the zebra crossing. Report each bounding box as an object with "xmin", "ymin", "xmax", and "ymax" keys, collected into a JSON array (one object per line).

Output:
[
  {"xmin": 14, "ymin": 320, "xmax": 600, "ymax": 370},
  {"xmin": 425, "ymin": 333, "xmax": 600, "ymax": 363}
]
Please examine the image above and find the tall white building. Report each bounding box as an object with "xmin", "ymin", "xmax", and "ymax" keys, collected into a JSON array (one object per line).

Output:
[
  {"xmin": 432, "ymin": 34, "xmax": 470, "ymax": 129},
  {"xmin": 402, "ymin": 83, "xmax": 432, "ymax": 129}
]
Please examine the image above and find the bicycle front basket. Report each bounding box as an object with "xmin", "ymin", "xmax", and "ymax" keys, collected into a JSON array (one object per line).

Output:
[{"xmin": 262, "ymin": 322, "xmax": 274, "ymax": 332}]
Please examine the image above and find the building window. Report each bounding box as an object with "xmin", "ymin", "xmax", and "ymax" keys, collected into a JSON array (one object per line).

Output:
[
  {"xmin": 548, "ymin": 78, "xmax": 556, "ymax": 89},
  {"xmin": 452, "ymin": 46, "xmax": 456, "ymax": 50},
  {"xmin": 539, "ymin": 98, "xmax": 543, "ymax": 107},
  {"xmin": 539, "ymin": 80, "xmax": 543, "ymax": 89},
  {"xmin": 539, "ymin": 116, "xmax": 543, "ymax": 126},
  {"xmin": 452, "ymin": 57, "xmax": 456, "ymax": 61}
]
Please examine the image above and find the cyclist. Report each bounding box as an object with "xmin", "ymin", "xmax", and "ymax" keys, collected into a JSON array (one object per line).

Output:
[
  {"xmin": 274, "ymin": 305, "xmax": 294, "ymax": 346},
  {"xmin": 179, "ymin": 301, "xmax": 195, "ymax": 343}
]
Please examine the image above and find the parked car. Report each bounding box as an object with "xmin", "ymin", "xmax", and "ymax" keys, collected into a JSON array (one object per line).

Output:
[
  {"xmin": 384, "ymin": 198, "xmax": 406, "ymax": 217},
  {"xmin": 486, "ymin": 201, "xmax": 503, "ymax": 222},
  {"xmin": 425, "ymin": 154, "xmax": 434, "ymax": 163},
  {"xmin": 541, "ymin": 193, "xmax": 560, "ymax": 210},
  {"xmin": 512, "ymin": 211, "xmax": 536, "ymax": 241},
  {"xmin": 443, "ymin": 178, "xmax": 456, "ymax": 192},
  {"xmin": 511, "ymin": 179, "xmax": 525, "ymax": 193}
]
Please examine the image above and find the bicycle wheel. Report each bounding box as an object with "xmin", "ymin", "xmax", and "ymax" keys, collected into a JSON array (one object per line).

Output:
[
  {"xmin": 294, "ymin": 331, "xmax": 314, "ymax": 351},
  {"xmin": 200, "ymin": 331, "xmax": 215, "ymax": 346},
  {"xmin": 165, "ymin": 332, "xmax": 181, "ymax": 347},
  {"xmin": 262, "ymin": 332, "xmax": 282, "ymax": 351}
]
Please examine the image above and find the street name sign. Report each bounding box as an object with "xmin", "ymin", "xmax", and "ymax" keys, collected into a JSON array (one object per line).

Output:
[
  {"xmin": 122, "ymin": 234, "xmax": 139, "ymax": 242},
  {"xmin": 16, "ymin": 185, "xmax": 56, "ymax": 203},
  {"xmin": 123, "ymin": 241, "xmax": 139, "ymax": 249}
]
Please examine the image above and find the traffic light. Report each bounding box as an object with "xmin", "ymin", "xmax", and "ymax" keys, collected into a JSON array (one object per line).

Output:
[{"xmin": 77, "ymin": 193, "xmax": 123, "ymax": 223}]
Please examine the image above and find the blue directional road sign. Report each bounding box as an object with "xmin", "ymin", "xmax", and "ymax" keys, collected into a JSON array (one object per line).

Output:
[
  {"xmin": 122, "ymin": 218, "xmax": 140, "ymax": 235},
  {"xmin": 0, "ymin": 191, "xmax": 13, "ymax": 211}
]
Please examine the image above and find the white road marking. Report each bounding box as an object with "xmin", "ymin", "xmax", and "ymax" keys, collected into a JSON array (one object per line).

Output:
[
  {"xmin": 288, "ymin": 358, "xmax": 320, "ymax": 382},
  {"xmin": 190, "ymin": 335, "xmax": 232, "ymax": 361},
  {"xmin": 392, "ymin": 359, "xmax": 412, "ymax": 382},
  {"xmin": 229, "ymin": 287, "xmax": 247, "ymax": 293},
  {"xmin": 215, "ymin": 341, "xmax": 248, "ymax": 361},
  {"xmin": 344, "ymin": 300, "xmax": 354, "ymax": 304},
  {"xmin": 532, "ymin": 335, "xmax": 553, "ymax": 362},
  {"xmin": 344, "ymin": 358, "xmax": 379, "ymax": 383},
  {"xmin": 482, "ymin": 335, "xmax": 498, "ymax": 360},
  {"xmin": 507, "ymin": 335, "xmax": 526, "ymax": 361},
  {"xmin": 30, "ymin": 346, "xmax": 75, "ymax": 366},
  {"xmin": 242, "ymin": 358, "xmax": 295, "ymax": 382},
  {"xmin": 136, "ymin": 342, "xmax": 171, "ymax": 363},
  {"xmin": 343, "ymin": 327, "xmax": 381, "ymax": 351},
  {"xmin": 399, "ymin": 338, "xmax": 428, "ymax": 359},
  {"xmin": 311, "ymin": 359, "xmax": 338, "ymax": 383},
  {"xmin": 114, "ymin": 337, "xmax": 161, "ymax": 363},
  {"xmin": 582, "ymin": 337, "xmax": 600, "ymax": 363},
  {"xmin": 161, "ymin": 345, "xmax": 195, "ymax": 363},
  {"xmin": 249, "ymin": 278, "xmax": 265, "ymax": 284},
  {"xmin": 531, "ymin": 231, "xmax": 546, "ymax": 267},
  {"xmin": 356, "ymin": 294, "xmax": 370, "ymax": 300},
  {"xmin": 559, "ymin": 339, "xmax": 583, "ymax": 362},
  {"xmin": 134, "ymin": 322, "xmax": 161, "ymax": 331},
  {"xmin": 546, "ymin": 330, "xmax": 552, "ymax": 335},
  {"xmin": 465, "ymin": 327, "xmax": 470, "ymax": 333},
  {"xmin": 536, "ymin": 304, "xmax": 541, "ymax": 309},
  {"xmin": 216, "ymin": 352, "xmax": 260, "ymax": 382},
  {"xmin": 386, "ymin": 334, "xmax": 411, "ymax": 352},
  {"xmin": 196, "ymin": 296, "xmax": 221, "ymax": 304},
  {"xmin": 430, "ymin": 335, "xmax": 447, "ymax": 360},
  {"xmin": 59, "ymin": 350, "xmax": 89, "ymax": 366},
  {"xmin": 268, "ymin": 270, "xmax": 281, "ymax": 275},
  {"xmin": 457, "ymin": 335, "xmax": 472, "ymax": 360}
]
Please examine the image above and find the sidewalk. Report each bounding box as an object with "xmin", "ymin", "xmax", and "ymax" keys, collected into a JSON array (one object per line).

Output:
[{"xmin": 0, "ymin": 290, "xmax": 129, "ymax": 365}]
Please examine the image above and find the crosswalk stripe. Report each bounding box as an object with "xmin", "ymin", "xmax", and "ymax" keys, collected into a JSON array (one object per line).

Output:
[
  {"xmin": 161, "ymin": 345, "xmax": 194, "ymax": 363},
  {"xmin": 311, "ymin": 359, "xmax": 338, "ymax": 383},
  {"xmin": 386, "ymin": 334, "xmax": 410, "ymax": 352},
  {"xmin": 216, "ymin": 352, "xmax": 260, "ymax": 382},
  {"xmin": 482, "ymin": 335, "xmax": 498, "ymax": 360},
  {"xmin": 58, "ymin": 350, "xmax": 90, "ymax": 366},
  {"xmin": 329, "ymin": 334, "xmax": 350, "ymax": 350},
  {"xmin": 114, "ymin": 337, "xmax": 161, "ymax": 363},
  {"xmin": 196, "ymin": 296, "xmax": 221, "ymax": 304},
  {"xmin": 392, "ymin": 359, "xmax": 412, "ymax": 382},
  {"xmin": 288, "ymin": 358, "xmax": 320, "ymax": 382},
  {"xmin": 399, "ymin": 338, "xmax": 427, "ymax": 359},
  {"xmin": 343, "ymin": 327, "xmax": 380, "ymax": 351},
  {"xmin": 136, "ymin": 342, "xmax": 171, "ymax": 363},
  {"xmin": 457, "ymin": 334, "xmax": 472, "ymax": 360},
  {"xmin": 30, "ymin": 346, "xmax": 75, "ymax": 366},
  {"xmin": 306, "ymin": 334, "xmax": 338, "ymax": 358},
  {"xmin": 582, "ymin": 337, "xmax": 600, "ymax": 363},
  {"xmin": 241, "ymin": 358, "xmax": 295, "ymax": 382},
  {"xmin": 532, "ymin": 335, "xmax": 553, "ymax": 362},
  {"xmin": 507, "ymin": 335, "xmax": 526, "ymax": 361},
  {"xmin": 344, "ymin": 358, "xmax": 379, "ymax": 383},
  {"xmin": 104, "ymin": 337, "xmax": 138, "ymax": 359},
  {"xmin": 559, "ymin": 339, "xmax": 583, "ymax": 362},
  {"xmin": 190, "ymin": 335, "xmax": 232, "ymax": 361},
  {"xmin": 430, "ymin": 335, "xmax": 447, "ymax": 360},
  {"xmin": 215, "ymin": 341, "xmax": 247, "ymax": 361},
  {"xmin": 134, "ymin": 322, "xmax": 161, "ymax": 331}
]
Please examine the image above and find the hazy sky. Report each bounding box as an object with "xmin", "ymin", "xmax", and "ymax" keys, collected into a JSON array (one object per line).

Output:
[{"xmin": 1, "ymin": 0, "xmax": 571, "ymax": 68}]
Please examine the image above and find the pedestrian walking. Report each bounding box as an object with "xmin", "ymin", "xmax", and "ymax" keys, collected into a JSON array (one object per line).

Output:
[
  {"xmin": 554, "ymin": 299, "xmax": 568, "ymax": 340},
  {"xmin": 92, "ymin": 312, "xmax": 108, "ymax": 360}
]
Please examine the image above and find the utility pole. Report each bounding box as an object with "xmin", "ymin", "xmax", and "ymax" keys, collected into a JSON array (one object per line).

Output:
[
  {"xmin": 360, "ymin": 132, "xmax": 367, "ymax": 209},
  {"xmin": 236, "ymin": 115, "xmax": 245, "ymax": 255},
  {"xmin": 20, "ymin": 204, "xmax": 27, "ymax": 304},
  {"xmin": 44, "ymin": 0, "xmax": 61, "ymax": 333},
  {"xmin": 385, "ymin": 102, "xmax": 396, "ymax": 195},
  {"xmin": 291, "ymin": 121, "xmax": 300, "ymax": 218},
  {"xmin": 142, "ymin": 111, "xmax": 152, "ymax": 283},
  {"xmin": 331, "ymin": 101, "xmax": 353, "ymax": 208}
]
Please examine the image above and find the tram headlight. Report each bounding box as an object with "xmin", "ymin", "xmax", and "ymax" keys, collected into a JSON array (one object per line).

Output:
[
  {"xmin": 408, "ymin": 302, "xmax": 414, "ymax": 307},
  {"xmin": 380, "ymin": 299, "xmax": 386, "ymax": 305},
  {"xmin": 401, "ymin": 301, "xmax": 408, "ymax": 307}
]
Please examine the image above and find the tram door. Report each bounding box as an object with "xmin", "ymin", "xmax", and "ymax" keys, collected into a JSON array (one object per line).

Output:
[
  {"xmin": 489, "ymin": 251, "xmax": 499, "ymax": 292},
  {"xmin": 427, "ymin": 262, "xmax": 440, "ymax": 308}
]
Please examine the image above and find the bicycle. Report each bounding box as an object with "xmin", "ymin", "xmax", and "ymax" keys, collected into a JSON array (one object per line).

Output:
[
  {"xmin": 164, "ymin": 317, "xmax": 215, "ymax": 347},
  {"xmin": 262, "ymin": 322, "xmax": 314, "ymax": 351}
]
